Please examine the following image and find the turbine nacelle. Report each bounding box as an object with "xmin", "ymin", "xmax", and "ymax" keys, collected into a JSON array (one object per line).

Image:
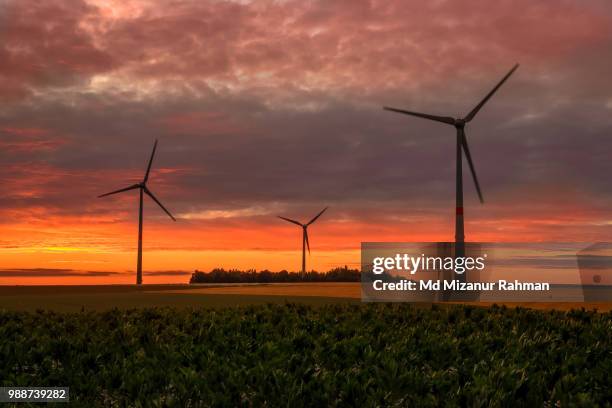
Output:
[{"xmin": 454, "ymin": 119, "xmax": 466, "ymax": 128}]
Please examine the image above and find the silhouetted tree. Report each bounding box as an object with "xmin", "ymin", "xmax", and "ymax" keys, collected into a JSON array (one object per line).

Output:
[{"xmin": 189, "ymin": 266, "xmax": 360, "ymax": 284}]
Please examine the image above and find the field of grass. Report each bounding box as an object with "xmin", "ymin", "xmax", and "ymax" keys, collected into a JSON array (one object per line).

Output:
[
  {"xmin": 0, "ymin": 284, "xmax": 360, "ymax": 312},
  {"xmin": 159, "ymin": 282, "xmax": 361, "ymax": 298},
  {"xmin": 1, "ymin": 283, "xmax": 611, "ymax": 313},
  {"xmin": 1, "ymin": 303, "xmax": 611, "ymax": 406}
]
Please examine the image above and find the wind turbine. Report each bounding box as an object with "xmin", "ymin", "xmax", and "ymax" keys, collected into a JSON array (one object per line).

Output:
[
  {"xmin": 383, "ymin": 64, "xmax": 518, "ymax": 258},
  {"xmin": 278, "ymin": 207, "xmax": 328, "ymax": 274},
  {"xmin": 98, "ymin": 139, "xmax": 176, "ymax": 285}
]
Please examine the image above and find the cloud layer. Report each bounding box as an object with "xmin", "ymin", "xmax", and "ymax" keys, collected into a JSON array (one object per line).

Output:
[{"xmin": 1, "ymin": 0, "xmax": 612, "ymax": 277}]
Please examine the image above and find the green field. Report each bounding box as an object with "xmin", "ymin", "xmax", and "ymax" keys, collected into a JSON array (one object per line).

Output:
[
  {"xmin": 1, "ymin": 284, "xmax": 610, "ymax": 313},
  {"xmin": 1, "ymin": 286, "xmax": 611, "ymax": 406},
  {"xmin": 0, "ymin": 284, "xmax": 360, "ymax": 312},
  {"xmin": 1, "ymin": 303, "xmax": 611, "ymax": 406}
]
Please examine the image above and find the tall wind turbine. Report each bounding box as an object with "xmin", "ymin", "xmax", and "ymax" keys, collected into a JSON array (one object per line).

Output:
[
  {"xmin": 278, "ymin": 207, "xmax": 328, "ymax": 274},
  {"xmin": 383, "ymin": 64, "xmax": 518, "ymax": 258},
  {"xmin": 99, "ymin": 139, "xmax": 176, "ymax": 285}
]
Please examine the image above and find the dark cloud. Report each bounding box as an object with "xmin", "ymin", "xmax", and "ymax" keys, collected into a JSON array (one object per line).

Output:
[
  {"xmin": 0, "ymin": 268, "xmax": 191, "ymax": 277},
  {"xmin": 0, "ymin": 268, "xmax": 120, "ymax": 277},
  {"xmin": 1, "ymin": 0, "xmax": 612, "ymax": 246}
]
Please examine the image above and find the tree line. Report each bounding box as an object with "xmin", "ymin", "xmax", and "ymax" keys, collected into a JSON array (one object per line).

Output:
[{"xmin": 189, "ymin": 266, "xmax": 360, "ymax": 283}]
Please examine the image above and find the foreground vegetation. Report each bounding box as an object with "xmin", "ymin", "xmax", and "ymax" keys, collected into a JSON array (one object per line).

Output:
[
  {"xmin": 1, "ymin": 304, "xmax": 611, "ymax": 406},
  {"xmin": 189, "ymin": 266, "xmax": 360, "ymax": 283}
]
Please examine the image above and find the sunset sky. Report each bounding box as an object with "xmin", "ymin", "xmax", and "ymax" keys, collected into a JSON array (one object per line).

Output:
[{"xmin": 1, "ymin": 0, "xmax": 612, "ymax": 283}]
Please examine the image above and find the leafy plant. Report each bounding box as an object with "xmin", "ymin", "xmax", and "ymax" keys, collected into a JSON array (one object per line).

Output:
[{"xmin": 1, "ymin": 304, "xmax": 610, "ymax": 406}]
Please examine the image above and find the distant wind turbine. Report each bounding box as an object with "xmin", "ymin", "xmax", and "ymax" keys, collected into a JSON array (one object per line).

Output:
[
  {"xmin": 278, "ymin": 207, "xmax": 328, "ymax": 274},
  {"xmin": 383, "ymin": 64, "xmax": 519, "ymax": 258},
  {"xmin": 98, "ymin": 139, "xmax": 176, "ymax": 285}
]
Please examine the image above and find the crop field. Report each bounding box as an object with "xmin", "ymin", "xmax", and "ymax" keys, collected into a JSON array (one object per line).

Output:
[
  {"xmin": 1, "ymin": 283, "xmax": 611, "ymax": 313},
  {"xmin": 159, "ymin": 282, "xmax": 361, "ymax": 298},
  {"xmin": 1, "ymin": 303, "xmax": 611, "ymax": 406},
  {"xmin": 0, "ymin": 284, "xmax": 361, "ymax": 312}
]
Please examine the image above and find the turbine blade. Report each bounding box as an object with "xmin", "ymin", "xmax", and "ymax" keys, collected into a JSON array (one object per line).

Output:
[
  {"xmin": 304, "ymin": 228, "xmax": 310, "ymax": 254},
  {"xmin": 143, "ymin": 139, "xmax": 158, "ymax": 182},
  {"xmin": 143, "ymin": 186, "xmax": 176, "ymax": 221},
  {"xmin": 98, "ymin": 183, "xmax": 140, "ymax": 198},
  {"xmin": 277, "ymin": 216, "xmax": 303, "ymax": 226},
  {"xmin": 461, "ymin": 131, "xmax": 484, "ymax": 204},
  {"xmin": 383, "ymin": 106, "xmax": 455, "ymax": 125},
  {"xmin": 307, "ymin": 207, "xmax": 328, "ymax": 225},
  {"xmin": 464, "ymin": 64, "xmax": 519, "ymax": 122}
]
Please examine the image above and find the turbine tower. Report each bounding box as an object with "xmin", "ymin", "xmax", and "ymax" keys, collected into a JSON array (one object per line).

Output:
[
  {"xmin": 383, "ymin": 64, "xmax": 518, "ymax": 258},
  {"xmin": 99, "ymin": 139, "xmax": 176, "ymax": 285},
  {"xmin": 278, "ymin": 207, "xmax": 328, "ymax": 274}
]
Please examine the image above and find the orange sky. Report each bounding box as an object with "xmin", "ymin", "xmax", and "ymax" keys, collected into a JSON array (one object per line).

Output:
[{"xmin": 2, "ymin": 195, "xmax": 611, "ymax": 284}]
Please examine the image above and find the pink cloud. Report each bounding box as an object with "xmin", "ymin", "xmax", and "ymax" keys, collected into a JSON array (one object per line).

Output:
[
  {"xmin": 2, "ymin": 0, "xmax": 610, "ymax": 102},
  {"xmin": 1, "ymin": 127, "xmax": 50, "ymax": 137},
  {"xmin": 0, "ymin": 127, "xmax": 66, "ymax": 152},
  {"xmin": 0, "ymin": 0, "xmax": 115, "ymax": 99},
  {"xmin": 157, "ymin": 111, "xmax": 247, "ymax": 136}
]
